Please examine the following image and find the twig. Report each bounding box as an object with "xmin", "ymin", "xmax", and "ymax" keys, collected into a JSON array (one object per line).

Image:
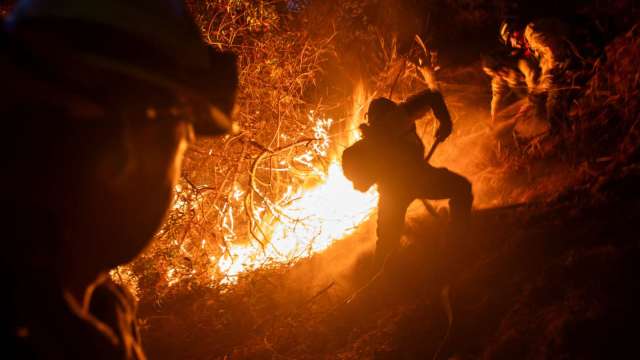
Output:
[{"xmin": 388, "ymin": 59, "xmax": 407, "ymax": 99}]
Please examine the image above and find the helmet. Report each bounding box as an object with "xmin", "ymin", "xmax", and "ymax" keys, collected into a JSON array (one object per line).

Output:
[
  {"xmin": 367, "ymin": 97, "xmax": 399, "ymax": 128},
  {"xmin": 6, "ymin": 0, "xmax": 238, "ymax": 135}
]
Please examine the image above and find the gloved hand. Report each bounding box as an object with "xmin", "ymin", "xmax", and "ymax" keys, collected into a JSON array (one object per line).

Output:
[{"xmin": 435, "ymin": 122, "xmax": 452, "ymax": 142}]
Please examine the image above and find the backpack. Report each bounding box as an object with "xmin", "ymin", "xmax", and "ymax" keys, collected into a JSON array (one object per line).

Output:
[{"xmin": 341, "ymin": 138, "xmax": 377, "ymax": 192}]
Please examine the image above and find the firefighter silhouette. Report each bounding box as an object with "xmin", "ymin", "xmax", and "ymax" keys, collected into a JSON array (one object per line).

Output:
[{"xmin": 343, "ymin": 90, "xmax": 473, "ymax": 269}]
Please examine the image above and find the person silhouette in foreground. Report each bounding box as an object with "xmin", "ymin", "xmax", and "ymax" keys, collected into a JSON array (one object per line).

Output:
[
  {"xmin": 343, "ymin": 89, "xmax": 473, "ymax": 270},
  {"xmin": 6, "ymin": 0, "xmax": 238, "ymax": 358}
]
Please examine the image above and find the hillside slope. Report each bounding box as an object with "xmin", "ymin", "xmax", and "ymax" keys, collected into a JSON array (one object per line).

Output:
[{"xmin": 139, "ymin": 23, "xmax": 640, "ymax": 360}]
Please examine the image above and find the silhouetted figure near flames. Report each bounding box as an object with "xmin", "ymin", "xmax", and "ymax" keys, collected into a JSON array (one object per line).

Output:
[
  {"xmin": 5, "ymin": 0, "xmax": 238, "ymax": 358},
  {"xmin": 342, "ymin": 90, "xmax": 473, "ymax": 270}
]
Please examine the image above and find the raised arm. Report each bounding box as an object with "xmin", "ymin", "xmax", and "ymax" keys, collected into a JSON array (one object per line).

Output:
[{"xmin": 399, "ymin": 89, "xmax": 452, "ymax": 141}]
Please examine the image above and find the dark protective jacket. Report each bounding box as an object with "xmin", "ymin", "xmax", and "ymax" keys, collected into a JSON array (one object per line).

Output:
[{"xmin": 343, "ymin": 89, "xmax": 452, "ymax": 192}]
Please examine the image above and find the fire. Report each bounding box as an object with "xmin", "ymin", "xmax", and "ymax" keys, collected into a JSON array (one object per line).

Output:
[
  {"xmin": 217, "ymin": 163, "xmax": 378, "ymax": 282},
  {"xmin": 214, "ymin": 83, "xmax": 377, "ymax": 284},
  {"xmin": 134, "ymin": 84, "xmax": 377, "ymax": 287}
]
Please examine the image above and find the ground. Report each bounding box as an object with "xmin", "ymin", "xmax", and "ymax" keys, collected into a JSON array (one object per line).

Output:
[{"xmin": 138, "ymin": 161, "xmax": 640, "ymax": 359}]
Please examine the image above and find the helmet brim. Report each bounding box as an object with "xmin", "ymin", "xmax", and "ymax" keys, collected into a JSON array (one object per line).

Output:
[{"xmin": 79, "ymin": 52, "xmax": 240, "ymax": 136}]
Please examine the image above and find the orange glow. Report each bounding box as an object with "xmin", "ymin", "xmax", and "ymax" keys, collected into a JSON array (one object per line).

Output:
[
  {"xmin": 147, "ymin": 83, "xmax": 378, "ymax": 287},
  {"xmin": 213, "ymin": 82, "xmax": 377, "ymax": 284},
  {"xmin": 217, "ymin": 162, "xmax": 378, "ymax": 283}
]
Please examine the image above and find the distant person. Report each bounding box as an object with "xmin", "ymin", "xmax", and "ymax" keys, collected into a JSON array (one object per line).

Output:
[
  {"xmin": 482, "ymin": 18, "xmax": 539, "ymax": 125},
  {"xmin": 342, "ymin": 88, "xmax": 473, "ymax": 270},
  {"xmin": 499, "ymin": 18, "xmax": 575, "ymax": 131},
  {"xmin": 5, "ymin": 0, "xmax": 238, "ymax": 358},
  {"xmin": 481, "ymin": 51, "xmax": 528, "ymax": 124}
]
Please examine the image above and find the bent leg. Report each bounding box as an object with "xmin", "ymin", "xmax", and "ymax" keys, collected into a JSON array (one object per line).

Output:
[
  {"xmin": 416, "ymin": 166, "xmax": 473, "ymax": 228},
  {"xmin": 374, "ymin": 193, "xmax": 410, "ymax": 270}
]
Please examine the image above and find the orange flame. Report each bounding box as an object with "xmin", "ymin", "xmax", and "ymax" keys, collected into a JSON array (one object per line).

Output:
[{"xmin": 215, "ymin": 82, "xmax": 377, "ymax": 284}]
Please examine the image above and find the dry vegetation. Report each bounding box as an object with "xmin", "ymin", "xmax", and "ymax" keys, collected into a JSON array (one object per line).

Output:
[
  {"xmin": 120, "ymin": 0, "xmax": 446, "ymax": 300},
  {"xmin": 122, "ymin": 0, "xmax": 337, "ymax": 298}
]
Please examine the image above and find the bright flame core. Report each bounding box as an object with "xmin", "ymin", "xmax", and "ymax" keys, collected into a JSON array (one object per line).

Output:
[
  {"xmin": 217, "ymin": 163, "xmax": 378, "ymax": 281},
  {"xmin": 215, "ymin": 83, "xmax": 377, "ymax": 284},
  {"xmin": 149, "ymin": 84, "xmax": 377, "ymax": 286}
]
